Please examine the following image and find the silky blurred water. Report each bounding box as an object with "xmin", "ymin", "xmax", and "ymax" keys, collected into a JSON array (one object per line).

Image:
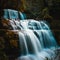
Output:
[{"xmin": 9, "ymin": 19, "xmax": 58, "ymax": 60}]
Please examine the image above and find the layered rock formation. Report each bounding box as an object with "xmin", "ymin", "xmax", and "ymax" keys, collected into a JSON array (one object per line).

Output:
[{"xmin": 0, "ymin": 19, "xmax": 20, "ymax": 60}]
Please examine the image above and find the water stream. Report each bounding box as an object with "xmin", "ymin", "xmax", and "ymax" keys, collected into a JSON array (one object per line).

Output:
[{"xmin": 9, "ymin": 19, "xmax": 58, "ymax": 60}]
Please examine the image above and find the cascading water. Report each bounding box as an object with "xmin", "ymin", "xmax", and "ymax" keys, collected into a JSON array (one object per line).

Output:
[
  {"xmin": 3, "ymin": 9, "xmax": 27, "ymax": 20},
  {"xmin": 9, "ymin": 19, "xmax": 58, "ymax": 60}
]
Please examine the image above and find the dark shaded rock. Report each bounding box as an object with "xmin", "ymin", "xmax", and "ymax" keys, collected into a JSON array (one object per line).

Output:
[
  {"xmin": 0, "ymin": 30, "xmax": 20, "ymax": 60},
  {"xmin": 0, "ymin": 19, "xmax": 13, "ymax": 29}
]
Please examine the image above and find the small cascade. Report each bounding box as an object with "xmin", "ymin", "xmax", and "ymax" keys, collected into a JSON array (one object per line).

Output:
[
  {"xmin": 9, "ymin": 19, "xmax": 58, "ymax": 60},
  {"xmin": 19, "ymin": 12, "xmax": 26, "ymax": 20},
  {"xmin": 18, "ymin": 31, "xmax": 29, "ymax": 55},
  {"xmin": 3, "ymin": 9, "xmax": 27, "ymax": 20}
]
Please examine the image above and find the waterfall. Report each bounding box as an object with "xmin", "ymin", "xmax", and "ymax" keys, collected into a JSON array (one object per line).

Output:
[
  {"xmin": 3, "ymin": 9, "xmax": 27, "ymax": 20},
  {"xmin": 19, "ymin": 12, "xmax": 26, "ymax": 20},
  {"xmin": 9, "ymin": 19, "xmax": 58, "ymax": 60}
]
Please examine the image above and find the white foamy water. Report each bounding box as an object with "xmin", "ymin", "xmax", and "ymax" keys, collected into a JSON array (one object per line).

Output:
[{"xmin": 9, "ymin": 19, "xmax": 58, "ymax": 60}]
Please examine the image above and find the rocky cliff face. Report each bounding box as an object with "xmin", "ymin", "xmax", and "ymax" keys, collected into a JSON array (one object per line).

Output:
[{"xmin": 0, "ymin": 19, "xmax": 20, "ymax": 60}]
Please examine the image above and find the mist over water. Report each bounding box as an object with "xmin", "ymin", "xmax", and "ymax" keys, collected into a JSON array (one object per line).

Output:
[{"xmin": 9, "ymin": 19, "xmax": 58, "ymax": 60}]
